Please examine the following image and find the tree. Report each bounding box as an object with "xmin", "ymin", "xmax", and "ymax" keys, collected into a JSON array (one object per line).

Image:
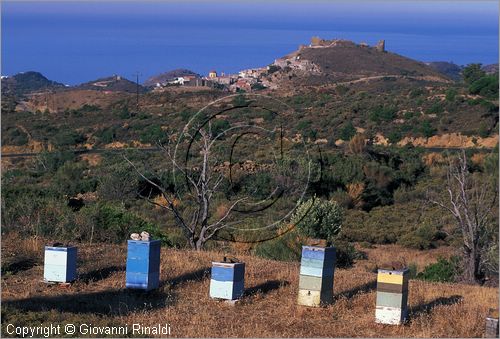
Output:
[
  {"xmin": 125, "ymin": 95, "xmax": 311, "ymax": 250},
  {"xmin": 291, "ymin": 196, "xmax": 344, "ymax": 241},
  {"xmin": 462, "ymin": 63, "xmax": 485, "ymax": 85},
  {"xmin": 125, "ymin": 124, "xmax": 247, "ymax": 250},
  {"xmin": 428, "ymin": 152, "xmax": 497, "ymax": 284}
]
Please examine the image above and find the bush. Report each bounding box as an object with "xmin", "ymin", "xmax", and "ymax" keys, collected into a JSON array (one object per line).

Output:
[
  {"xmin": 419, "ymin": 121, "xmax": 436, "ymax": 138},
  {"xmin": 53, "ymin": 130, "xmax": 86, "ymax": 147},
  {"xmin": 78, "ymin": 203, "xmax": 171, "ymax": 245},
  {"xmin": 369, "ymin": 106, "xmax": 397, "ymax": 122},
  {"xmin": 445, "ymin": 88, "xmax": 457, "ymax": 102},
  {"xmin": 139, "ymin": 125, "xmax": 167, "ymax": 144},
  {"xmin": 340, "ymin": 122, "xmax": 356, "ymax": 141},
  {"xmin": 426, "ymin": 102, "xmax": 444, "ymax": 115},
  {"xmin": 2, "ymin": 127, "xmax": 29, "ymax": 146},
  {"xmin": 291, "ymin": 196, "xmax": 344, "ymax": 241},
  {"xmin": 333, "ymin": 240, "xmax": 366, "ymax": 268},
  {"xmin": 397, "ymin": 223, "xmax": 445, "ymax": 250},
  {"xmin": 469, "ymin": 74, "xmax": 499, "ymax": 98},
  {"xmin": 416, "ymin": 257, "xmax": 460, "ymax": 283},
  {"xmin": 253, "ymin": 232, "xmax": 302, "ymax": 262}
]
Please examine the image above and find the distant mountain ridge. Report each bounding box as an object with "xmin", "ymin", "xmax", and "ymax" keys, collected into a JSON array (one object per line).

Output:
[
  {"xmin": 144, "ymin": 69, "xmax": 200, "ymax": 87},
  {"xmin": 1, "ymin": 71, "xmax": 65, "ymax": 97}
]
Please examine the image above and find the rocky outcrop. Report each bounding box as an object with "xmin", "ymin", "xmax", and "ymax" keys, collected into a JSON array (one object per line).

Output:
[{"xmin": 398, "ymin": 133, "xmax": 498, "ymax": 148}]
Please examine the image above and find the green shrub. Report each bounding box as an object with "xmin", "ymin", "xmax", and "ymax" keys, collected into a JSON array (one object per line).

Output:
[
  {"xmin": 253, "ymin": 232, "xmax": 302, "ymax": 262},
  {"xmin": 426, "ymin": 102, "xmax": 444, "ymax": 115},
  {"xmin": 408, "ymin": 262, "xmax": 418, "ymax": 279},
  {"xmin": 333, "ymin": 240, "xmax": 366, "ymax": 268},
  {"xmin": 139, "ymin": 125, "xmax": 167, "ymax": 144},
  {"xmin": 339, "ymin": 122, "xmax": 356, "ymax": 140},
  {"xmin": 53, "ymin": 130, "xmax": 86, "ymax": 147},
  {"xmin": 291, "ymin": 196, "xmax": 344, "ymax": 241},
  {"xmin": 369, "ymin": 106, "xmax": 397, "ymax": 122},
  {"xmin": 469, "ymin": 74, "xmax": 499, "ymax": 98},
  {"xmin": 416, "ymin": 257, "xmax": 460, "ymax": 283},
  {"xmin": 2, "ymin": 127, "xmax": 29, "ymax": 146},
  {"xmin": 445, "ymin": 88, "xmax": 457, "ymax": 102},
  {"xmin": 387, "ymin": 130, "xmax": 402, "ymax": 144},
  {"xmin": 397, "ymin": 223, "xmax": 444, "ymax": 250},
  {"xmin": 210, "ymin": 119, "xmax": 231, "ymax": 139},
  {"xmin": 78, "ymin": 203, "xmax": 171, "ymax": 245},
  {"xmin": 419, "ymin": 121, "xmax": 436, "ymax": 137}
]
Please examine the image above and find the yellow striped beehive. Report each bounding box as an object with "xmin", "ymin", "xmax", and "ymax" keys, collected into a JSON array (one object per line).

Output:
[
  {"xmin": 297, "ymin": 246, "xmax": 336, "ymax": 307},
  {"xmin": 375, "ymin": 268, "xmax": 409, "ymax": 325}
]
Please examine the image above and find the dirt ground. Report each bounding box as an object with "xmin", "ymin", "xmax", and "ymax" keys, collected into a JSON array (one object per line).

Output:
[{"xmin": 1, "ymin": 236, "xmax": 498, "ymax": 338}]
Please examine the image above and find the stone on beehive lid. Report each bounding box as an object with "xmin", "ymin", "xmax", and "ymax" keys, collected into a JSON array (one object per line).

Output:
[
  {"xmin": 209, "ymin": 260, "xmax": 245, "ymax": 300},
  {"xmin": 297, "ymin": 246, "xmax": 336, "ymax": 307},
  {"xmin": 375, "ymin": 267, "xmax": 409, "ymax": 325},
  {"xmin": 140, "ymin": 231, "xmax": 150, "ymax": 241},
  {"xmin": 44, "ymin": 245, "xmax": 77, "ymax": 283}
]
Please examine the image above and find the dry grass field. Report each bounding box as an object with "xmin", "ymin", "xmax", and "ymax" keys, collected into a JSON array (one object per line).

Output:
[{"xmin": 1, "ymin": 235, "xmax": 498, "ymax": 338}]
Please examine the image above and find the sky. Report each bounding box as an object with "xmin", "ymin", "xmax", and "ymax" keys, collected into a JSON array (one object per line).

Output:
[{"xmin": 1, "ymin": 1, "xmax": 498, "ymax": 85}]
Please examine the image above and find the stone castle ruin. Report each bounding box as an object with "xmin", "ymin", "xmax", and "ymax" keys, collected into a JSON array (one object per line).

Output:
[{"xmin": 309, "ymin": 36, "xmax": 385, "ymax": 52}]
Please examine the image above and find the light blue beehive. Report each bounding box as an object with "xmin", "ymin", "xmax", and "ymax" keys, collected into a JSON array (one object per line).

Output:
[
  {"xmin": 209, "ymin": 262, "xmax": 245, "ymax": 300},
  {"xmin": 44, "ymin": 246, "xmax": 77, "ymax": 283},
  {"xmin": 126, "ymin": 240, "xmax": 161, "ymax": 290},
  {"xmin": 297, "ymin": 246, "xmax": 336, "ymax": 307}
]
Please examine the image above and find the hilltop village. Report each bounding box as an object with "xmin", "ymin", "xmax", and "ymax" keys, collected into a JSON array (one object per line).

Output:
[{"xmin": 150, "ymin": 37, "xmax": 386, "ymax": 92}]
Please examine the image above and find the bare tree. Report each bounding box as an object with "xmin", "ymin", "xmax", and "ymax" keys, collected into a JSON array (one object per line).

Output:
[
  {"xmin": 428, "ymin": 151, "xmax": 497, "ymax": 284},
  {"xmin": 124, "ymin": 124, "xmax": 248, "ymax": 251}
]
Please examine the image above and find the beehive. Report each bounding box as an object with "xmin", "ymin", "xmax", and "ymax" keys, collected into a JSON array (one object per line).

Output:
[
  {"xmin": 125, "ymin": 239, "xmax": 161, "ymax": 290},
  {"xmin": 44, "ymin": 246, "xmax": 77, "ymax": 283},
  {"xmin": 297, "ymin": 246, "xmax": 336, "ymax": 307},
  {"xmin": 375, "ymin": 268, "xmax": 409, "ymax": 325},
  {"xmin": 485, "ymin": 308, "xmax": 499, "ymax": 338},
  {"xmin": 209, "ymin": 262, "xmax": 245, "ymax": 300}
]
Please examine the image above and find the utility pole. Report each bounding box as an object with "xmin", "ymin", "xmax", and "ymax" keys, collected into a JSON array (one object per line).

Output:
[{"xmin": 132, "ymin": 71, "xmax": 142, "ymax": 115}]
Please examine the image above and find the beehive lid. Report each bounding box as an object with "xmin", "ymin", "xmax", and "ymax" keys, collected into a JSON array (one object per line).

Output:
[
  {"xmin": 378, "ymin": 267, "xmax": 409, "ymax": 275},
  {"xmin": 45, "ymin": 245, "xmax": 76, "ymax": 251},
  {"xmin": 212, "ymin": 261, "xmax": 244, "ymax": 268},
  {"xmin": 488, "ymin": 308, "xmax": 499, "ymax": 318},
  {"xmin": 302, "ymin": 246, "xmax": 335, "ymax": 252}
]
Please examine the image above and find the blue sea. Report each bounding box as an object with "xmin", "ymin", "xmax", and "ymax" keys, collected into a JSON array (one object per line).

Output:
[{"xmin": 1, "ymin": 1, "xmax": 498, "ymax": 85}]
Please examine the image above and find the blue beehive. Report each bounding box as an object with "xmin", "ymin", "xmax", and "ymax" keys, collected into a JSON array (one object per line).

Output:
[
  {"xmin": 297, "ymin": 246, "xmax": 336, "ymax": 307},
  {"xmin": 209, "ymin": 262, "xmax": 245, "ymax": 300},
  {"xmin": 44, "ymin": 246, "xmax": 77, "ymax": 283},
  {"xmin": 126, "ymin": 240, "xmax": 161, "ymax": 290}
]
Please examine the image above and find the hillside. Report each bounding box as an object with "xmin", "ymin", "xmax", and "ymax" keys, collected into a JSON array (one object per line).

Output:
[
  {"xmin": 1, "ymin": 235, "xmax": 497, "ymax": 338},
  {"xmin": 1, "ymin": 71, "xmax": 66, "ymax": 97},
  {"xmin": 426, "ymin": 61, "xmax": 463, "ymax": 81},
  {"xmin": 75, "ymin": 75, "xmax": 146, "ymax": 94},
  {"xmin": 264, "ymin": 39, "xmax": 450, "ymax": 88},
  {"xmin": 483, "ymin": 63, "xmax": 499, "ymax": 74},
  {"xmin": 144, "ymin": 69, "xmax": 200, "ymax": 87}
]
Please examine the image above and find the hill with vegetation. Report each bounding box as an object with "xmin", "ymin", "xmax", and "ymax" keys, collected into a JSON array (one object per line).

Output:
[
  {"xmin": 144, "ymin": 68, "xmax": 200, "ymax": 87},
  {"xmin": 426, "ymin": 61, "xmax": 463, "ymax": 81},
  {"xmin": 1, "ymin": 71, "xmax": 65, "ymax": 97},
  {"xmin": 75, "ymin": 75, "xmax": 146, "ymax": 94},
  {"xmin": 263, "ymin": 39, "xmax": 450, "ymax": 88}
]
